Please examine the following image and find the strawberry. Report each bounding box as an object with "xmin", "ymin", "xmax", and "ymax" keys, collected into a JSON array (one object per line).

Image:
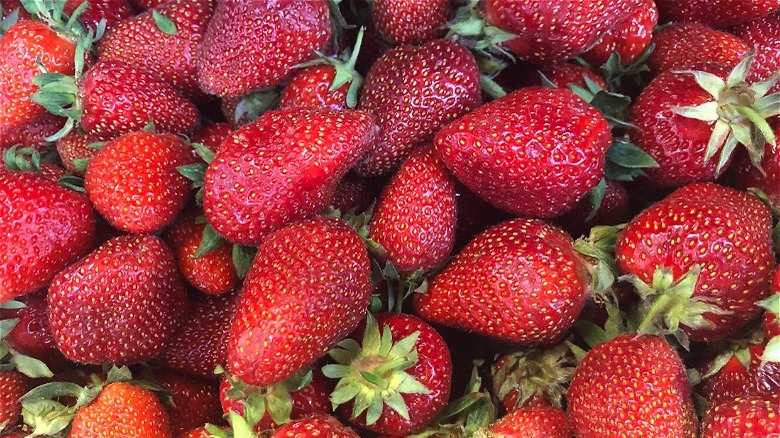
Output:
[
  {"xmin": 368, "ymin": 146, "xmax": 457, "ymax": 276},
  {"xmin": 0, "ymin": 113, "xmax": 63, "ymax": 152},
  {"xmin": 97, "ymin": 0, "xmax": 215, "ymax": 100},
  {"xmin": 478, "ymin": 406, "xmax": 572, "ymax": 438},
  {"xmin": 325, "ymin": 313, "xmax": 452, "ymax": 435},
  {"xmin": 269, "ymin": 414, "xmax": 360, "ymax": 438},
  {"xmin": 355, "ymin": 39, "xmax": 481, "ymax": 176},
  {"xmin": 540, "ymin": 63, "xmax": 608, "ymax": 90},
  {"xmin": 556, "ymin": 179, "xmax": 631, "ymax": 238},
  {"xmin": 176, "ymin": 427, "xmax": 211, "ymax": 438},
  {"xmin": 581, "ymin": 0, "xmax": 658, "ymax": 67},
  {"xmin": 698, "ymin": 344, "xmax": 780, "ymax": 405},
  {"xmin": 55, "ymin": 129, "xmax": 101, "ymax": 175},
  {"xmin": 0, "ymin": 170, "xmax": 95, "ymax": 303},
  {"xmin": 655, "ymin": 0, "xmax": 780, "ymax": 27},
  {"xmin": 700, "ymin": 395, "xmax": 780, "ymax": 437},
  {"xmin": 130, "ymin": 0, "xmax": 167, "ymax": 9},
  {"xmin": 616, "ymin": 183, "xmax": 775, "ymax": 342},
  {"xmin": 0, "ymin": 290, "xmax": 66, "ymax": 367},
  {"xmin": 203, "ymin": 108, "xmax": 378, "ymax": 246},
  {"xmin": 190, "ymin": 122, "xmax": 233, "ymax": 153},
  {"xmin": 155, "ymin": 369, "xmax": 222, "ymax": 436},
  {"xmin": 647, "ymin": 23, "xmax": 750, "ymax": 75},
  {"xmin": 63, "ymin": 0, "xmax": 135, "ymax": 32},
  {"xmin": 0, "ymin": 370, "xmax": 30, "ymax": 429},
  {"xmin": 568, "ymin": 334, "xmax": 698, "ymax": 437},
  {"xmin": 48, "ymin": 234, "xmax": 188, "ymax": 364},
  {"xmin": 763, "ymin": 267, "xmax": 780, "ymax": 338},
  {"xmin": 370, "ymin": 0, "xmax": 450, "ymax": 46},
  {"xmin": 85, "ymin": 130, "xmax": 196, "ymax": 234},
  {"xmin": 434, "ymin": 86, "xmax": 612, "ymax": 218},
  {"xmin": 159, "ymin": 292, "xmax": 238, "ymax": 380},
  {"xmin": 227, "ymin": 217, "xmax": 372, "ymax": 387},
  {"xmin": 197, "ymin": 0, "xmax": 331, "ymax": 97},
  {"xmin": 733, "ymin": 11, "xmax": 780, "ymax": 93},
  {"xmin": 413, "ymin": 219, "xmax": 590, "ymax": 345},
  {"xmin": 728, "ymin": 138, "xmax": 780, "ymax": 205},
  {"xmin": 329, "ymin": 173, "xmax": 377, "ymax": 215}
]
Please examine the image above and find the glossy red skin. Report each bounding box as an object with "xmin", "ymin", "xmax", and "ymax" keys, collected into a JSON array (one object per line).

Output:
[
  {"xmin": 452, "ymin": 183, "xmax": 511, "ymax": 252},
  {"xmin": 701, "ymin": 396, "xmax": 780, "ymax": 437},
  {"xmin": 656, "ymin": 0, "xmax": 780, "ymax": 27},
  {"xmin": 48, "ymin": 234, "xmax": 188, "ymax": 365},
  {"xmin": 483, "ymin": 0, "xmax": 645, "ymax": 65},
  {"xmin": 190, "ymin": 122, "xmax": 233, "ymax": 157},
  {"xmin": 729, "ymin": 141, "xmax": 780, "ymax": 205},
  {"xmin": 369, "ymin": 147, "xmax": 456, "ymax": 276},
  {"xmin": 329, "ymin": 173, "xmax": 376, "ymax": 214},
  {"xmin": 356, "ymin": 39, "xmax": 481, "ymax": 176},
  {"xmin": 540, "ymin": 63, "xmax": 608, "ymax": 89},
  {"xmin": 55, "ymin": 129, "xmax": 102, "ymax": 175},
  {"xmin": 203, "ymin": 108, "xmax": 378, "ymax": 246},
  {"xmin": 0, "ymin": 289, "xmax": 67, "ymax": 366},
  {"xmin": 270, "ymin": 415, "xmax": 360, "ymax": 438},
  {"xmin": 85, "ymin": 130, "xmax": 196, "ymax": 234},
  {"xmin": 227, "ymin": 217, "xmax": 372, "ymax": 387},
  {"xmin": 155, "ymin": 370, "xmax": 222, "ymax": 436},
  {"xmin": 0, "ymin": 371, "xmax": 30, "ymax": 428},
  {"xmin": 629, "ymin": 65, "xmax": 731, "ymax": 187},
  {"xmin": 0, "ymin": 113, "xmax": 65, "ymax": 152},
  {"xmin": 414, "ymin": 219, "xmax": 589, "ymax": 345},
  {"xmin": 557, "ymin": 180, "xmax": 631, "ymax": 239},
  {"xmin": 79, "ymin": 60, "xmax": 199, "ymax": 141},
  {"xmin": 98, "ymin": 0, "xmax": 214, "ymax": 100},
  {"xmin": 197, "ymin": 0, "xmax": 331, "ymax": 97},
  {"xmin": 616, "ymin": 183, "xmax": 775, "ymax": 341},
  {"xmin": 733, "ymin": 12, "xmax": 780, "ymax": 93},
  {"xmin": 160, "ymin": 291, "xmax": 238, "ymax": 380},
  {"xmin": 340, "ymin": 313, "xmax": 452, "ymax": 436},
  {"xmin": 581, "ymin": 0, "xmax": 658, "ymax": 66},
  {"xmin": 279, "ymin": 65, "xmax": 351, "ymax": 111},
  {"xmin": 487, "ymin": 406, "xmax": 572, "ymax": 437},
  {"xmin": 568, "ymin": 335, "xmax": 698, "ymax": 437},
  {"xmin": 63, "ymin": 0, "xmax": 135, "ymax": 32},
  {"xmin": 371, "ymin": 0, "xmax": 450, "ymax": 45},
  {"xmin": 0, "ymin": 171, "xmax": 95, "ymax": 303},
  {"xmin": 435, "ymin": 86, "xmax": 612, "ymax": 218},
  {"xmin": 698, "ymin": 344, "xmax": 780, "ymax": 405},
  {"xmin": 647, "ymin": 23, "xmax": 750, "ymax": 75}
]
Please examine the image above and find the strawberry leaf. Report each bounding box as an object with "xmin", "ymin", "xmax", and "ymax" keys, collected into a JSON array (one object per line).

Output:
[
  {"xmin": 232, "ymin": 245, "xmax": 256, "ymax": 279},
  {"xmin": 152, "ymin": 10, "xmax": 178, "ymax": 35},
  {"xmin": 195, "ymin": 224, "xmax": 226, "ymax": 258},
  {"xmin": 10, "ymin": 353, "xmax": 53, "ymax": 378}
]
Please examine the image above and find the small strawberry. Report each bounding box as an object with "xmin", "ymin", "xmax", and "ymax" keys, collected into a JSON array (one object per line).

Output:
[
  {"xmin": 0, "ymin": 370, "xmax": 30, "ymax": 429},
  {"xmin": 540, "ymin": 63, "xmax": 608, "ymax": 90},
  {"xmin": 63, "ymin": 0, "xmax": 135, "ymax": 32},
  {"xmin": 581, "ymin": 0, "xmax": 658, "ymax": 67},
  {"xmin": 370, "ymin": 0, "xmax": 450, "ymax": 46},
  {"xmin": 733, "ymin": 12, "xmax": 780, "ymax": 93},
  {"xmin": 476, "ymin": 406, "xmax": 572, "ymax": 438},
  {"xmin": 700, "ymin": 395, "xmax": 780, "ymax": 437},
  {"xmin": 55, "ymin": 129, "xmax": 101, "ymax": 175},
  {"xmin": 655, "ymin": 0, "xmax": 780, "ymax": 27},
  {"xmin": 698, "ymin": 343, "xmax": 780, "ymax": 405},
  {"xmin": 190, "ymin": 122, "xmax": 233, "ymax": 153},
  {"xmin": 647, "ymin": 23, "xmax": 750, "ymax": 75},
  {"xmin": 155, "ymin": 369, "xmax": 222, "ymax": 436},
  {"xmin": 728, "ymin": 138, "xmax": 780, "ymax": 205},
  {"xmin": 269, "ymin": 414, "xmax": 360, "ymax": 438},
  {"xmin": 0, "ymin": 290, "xmax": 66, "ymax": 367}
]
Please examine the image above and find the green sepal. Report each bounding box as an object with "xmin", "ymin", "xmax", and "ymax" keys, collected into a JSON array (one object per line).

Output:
[
  {"xmin": 0, "ymin": 5, "xmax": 20, "ymax": 36},
  {"xmin": 593, "ymin": 43, "xmax": 654, "ymax": 91},
  {"xmin": 605, "ymin": 137, "xmax": 659, "ymax": 182},
  {"xmin": 491, "ymin": 344, "xmax": 574, "ymax": 410},
  {"xmin": 152, "ymin": 10, "xmax": 178, "ymax": 35},
  {"xmin": 3, "ymin": 146, "xmax": 43, "ymax": 172},
  {"xmin": 195, "ymin": 223, "xmax": 226, "ymax": 258},
  {"xmin": 233, "ymin": 89, "xmax": 280, "ymax": 125},
  {"xmin": 0, "ymin": 300, "xmax": 25, "ymax": 310},
  {"xmin": 758, "ymin": 293, "xmax": 779, "ymax": 318},
  {"xmin": 72, "ymin": 157, "xmax": 91, "ymax": 173},
  {"xmin": 57, "ymin": 174, "xmax": 85, "ymax": 192},
  {"xmin": 177, "ymin": 162, "xmax": 207, "ymax": 185},
  {"xmin": 21, "ymin": 399, "xmax": 77, "ymax": 437},
  {"xmin": 585, "ymin": 178, "xmax": 607, "ymax": 222},
  {"xmin": 232, "ymin": 245, "xmax": 256, "ymax": 279},
  {"xmin": 192, "ymin": 142, "xmax": 215, "ymax": 164},
  {"xmin": 762, "ymin": 335, "xmax": 780, "ymax": 365},
  {"xmin": 573, "ymin": 224, "xmax": 624, "ymax": 297},
  {"xmin": 228, "ymin": 411, "xmax": 255, "ymax": 438},
  {"xmin": 10, "ymin": 353, "xmax": 53, "ymax": 378}
]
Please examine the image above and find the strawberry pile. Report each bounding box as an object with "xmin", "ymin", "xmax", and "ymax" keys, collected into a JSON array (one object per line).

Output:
[{"xmin": 1, "ymin": 0, "xmax": 780, "ymax": 437}]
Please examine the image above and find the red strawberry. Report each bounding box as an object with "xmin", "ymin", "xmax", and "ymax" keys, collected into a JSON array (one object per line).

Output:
[
  {"xmin": 155, "ymin": 369, "xmax": 222, "ymax": 436},
  {"xmin": 197, "ymin": 0, "xmax": 331, "ymax": 97},
  {"xmin": 655, "ymin": 0, "xmax": 780, "ymax": 27},
  {"xmin": 0, "ymin": 113, "xmax": 63, "ymax": 152},
  {"xmin": 48, "ymin": 234, "xmax": 188, "ymax": 364},
  {"xmin": 700, "ymin": 395, "xmax": 780, "ymax": 437},
  {"xmin": 329, "ymin": 173, "xmax": 377, "ymax": 215},
  {"xmin": 568, "ymin": 334, "xmax": 698, "ymax": 437},
  {"xmin": 227, "ymin": 217, "xmax": 372, "ymax": 387},
  {"xmin": 203, "ymin": 108, "xmax": 378, "ymax": 246},
  {"xmin": 581, "ymin": 0, "xmax": 658, "ymax": 67},
  {"xmin": 733, "ymin": 12, "xmax": 780, "ymax": 94},
  {"xmin": 434, "ymin": 86, "xmax": 612, "ymax": 218},
  {"xmin": 0, "ymin": 370, "xmax": 30, "ymax": 429},
  {"xmin": 480, "ymin": 406, "xmax": 572, "ymax": 438},
  {"xmin": 370, "ymin": 0, "xmax": 450, "ymax": 46},
  {"xmin": 159, "ymin": 291, "xmax": 238, "ymax": 380},
  {"xmin": 0, "ymin": 290, "xmax": 66, "ymax": 367},
  {"xmin": 190, "ymin": 122, "xmax": 233, "ymax": 153},
  {"xmin": 540, "ymin": 63, "xmax": 608, "ymax": 90},
  {"xmin": 0, "ymin": 170, "xmax": 95, "ymax": 303},
  {"xmin": 63, "ymin": 0, "xmax": 135, "ymax": 32},
  {"xmin": 763, "ymin": 267, "xmax": 780, "ymax": 339},
  {"xmin": 556, "ymin": 179, "xmax": 631, "ymax": 238},
  {"xmin": 176, "ymin": 427, "xmax": 211, "ymax": 438},
  {"xmin": 55, "ymin": 129, "xmax": 101, "ymax": 175},
  {"xmin": 729, "ymin": 139, "xmax": 780, "ymax": 205},
  {"xmin": 270, "ymin": 414, "xmax": 360, "ymax": 438},
  {"xmin": 413, "ymin": 219, "xmax": 590, "ymax": 345},
  {"xmin": 325, "ymin": 313, "xmax": 452, "ymax": 435},
  {"xmin": 616, "ymin": 183, "xmax": 775, "ymax": 342},
  {"xmin": 647, "ymin": 23, "xmax": 750, "ymax": 75},
  {"xmin": 698, "ymin": 344, "xmax": 780, "ymax": 405},
  {"xmin": 355, "ymin": 39, "xmax": 481, "ymax": 176},
  {"xmin": 368, "ymin": 146, "xmax": 457, "ymax": 276}
]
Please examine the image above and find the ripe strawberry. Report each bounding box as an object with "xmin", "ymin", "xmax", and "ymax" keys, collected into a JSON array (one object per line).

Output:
[
  {"xmin": 647, "ymin": 23, "xmax": 750, "ymax": 75},
  {"xmin": 63, "ymin": 0, "xmax": 135, "ymax": 32},
  {"xmin": 329, "ymin": 173, "xmax": 377, "ymax": 214},
  {"xmin": 190, "ymin": 122, "xmax": 233, "ymax": 153},
  {"xmin": 479, "ymin": 406, "xmax": 572, "ymax": 438},
  {"xmin": 0, "ymin": 113, "xmax": 63, "ymax": 152},
  {"xmin": 763, "ymin": 267, "xmax": 780, "ymax": 339},
  {"xmin": 0, "ymin": 290, "xmax": 66, "ymax": 367},
  {"xmin": 655, "ymin": 0, "xmax": 780, "ymax": 27},
  {"xmin": 540, "ymin": 63, "xmax": 608, "ymax": 89},
  {"xmin": 197, "ymin": 0, "xmax": 331, "ymax": 97},
  {"xmin": 159, "ymin": 292, "xmax": 238, "ymax": 380},
  {"xmin": 435, "ymin": 86, "xmax": 612, "ymax": 218},
  {"xmin": 48, "ymin": 234, "xmax": 188, "ymax": 364},
  {"xmin": 700, "ymin": 395, "xmax": 780, "ymax": 437},
  {"xmin": 130, "ymin": 0, "xmax": 167, "ymax": 9},
  {"xmin": 270, "ymin": 414, "xmax": 360, "ymax": 438},
  {"xmin": 414, "ymin": 219, "xmax": 590, "ymax": 345},
  {"xmin": 370, "ymin": 0, "xmax": 450, "ymax": 46},
  {"xmin": 155, "ymin": 369, "xmax": 222, "ymax": 436},
  {"xmin": 55, "ymin": 129, "xmax": 101, "ymax": 175},
  {"xmin": 698, "ymin": 344, "xmax": 780, "ymax": 405},
  {"xmin": 325, "ymin": 313, "xmax": 452, "ymax": 435},
  {"xmin": 568, "ymin": 334, "xmax": 698, "ymax": 437},
  {"xmin": 0, "ymin": 170, "xmax": 95, "ymax": 303},
  {"xmin": 355, "ymin": 39, "xmax": 481, "ymax": 176},
  {"xmin": 203, "ymin": 108, "xmax": 378, "ymax": 246},
  {"xmin": 733, "ymin": 12, "xmax": 780, "ymax": 93},
  {"xmin": 227, "ymin": 217, "xmax": 372, "ymax": 387},
  {"xmin": 176, "ymin": 427, "xmax": 211, "ymax": 438},
  {"xmin": 728, "ymin": 139, "xmax": 780, "ymax": 205},
  {"xmin": 581, "ymin": 0, "xmax": 658, "ymax": 67},
  {"xmin": 0, "ymin": 370, "xmax": 30, "ymax": 429},
  {"xmin": 616, "ymin": 183, "xmax": 774, "ymax": 342}
]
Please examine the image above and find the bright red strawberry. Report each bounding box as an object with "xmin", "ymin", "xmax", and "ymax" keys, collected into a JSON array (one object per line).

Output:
[
  {"xmin": 435, "ymin": 86, "xmax": 612, "ymax": 218},
  {"xmin": 733, "ymin": 12, "xmax": 780, "ymax": 93},
  {"xmin": 326, "ymin": 313, "xmax": 452, "ymax": 435},
  {"xmin": 728, "ymin": 138, "xmax": 780, "ymax": 205},
  {"xmin": 616, "ymin": 183, "xmax": 774, "ymax": 342},
  {"xmin": 655, "ymin": 0, "xmax": 780, "ymax": 27},
  {"xmin": 414, "ymin": 219, "xmax": 590, "ymax": 345},
  {"xmin": 190, "ymin": 122, "xmax": 233, "ymax": 153},
  {"xmin": 647, "ymin": 23, "xmax": 750, "ymax": 75},
  {"xmin": 540, "ymin": 63, "xmax": 608, "ymax": 89},
  {"xmin": 698, "ymin": 344, "xmax": 780, "ymax": 405},
  {"xmin": 0, "ymin": 170, "xmax": 95, "ymax": 303},
  {"xmin": 581, "ymin": 0, "xmax": 658, "ymax": 67},
  {"xmin": 355, "ymin": 39, "xmax": 481, "ymax": 176},
  {"xmin": 197, "ymin": 0, "xmax": 331, "ymax": 97},
  {"xmin": 568, "ymin": 334, "xmax": 698, "ymax": 437},
  {"xmin": 159, "ymin": 291, "xmax": 238, "ymax": 379},
  {"xmin": 480, "ymin": 406, "xmax": 572, "ymax": 438},
  {"xmin": 55, "ymin": 129, "xmax": 101, "ymax": 175},
  {"xmin": 368, "ymin": 146, "xmax": 456, "ymax": 276},
  {"xmin": 203, "ymin": 108, "xmax": 378, "ymax": 246},
  {"xmin": 700, "ymin": 395, "xmax": 780, "ymax": 437},
  {"xmin": 0, "ymin": 370, "xmax": 30, "ymax": 429},
  {"xmin": 85, "ymin": 130, "xmax": 196, "ymax": 234},
  {"xmin": 329, "ymin": 173, "xmax": 376, "ymax": 214},
  {"xmin": 98, "ymin": 0, "xmax": 215, "ymax": 100},
  {"xmin": 48, "ymin": 234, "xmax": 188, "ymax": 364},
  {"xmin": 270, "ymin": 414, "xmax": 360, "ymax": 438},
  {"xmin": 0, "ymin": 290, "xmax": 66, "ymax": 367},
  {"xmin": 63, "ymin": 0, "xmax": 135, "ymax": 32},
  {"xmin": 370, "ymin": 0, "xmax": 450, "ymax": 46},
  {"xmin": 155, "ymin": 369, "xmax": 222, "ymax": 436}
]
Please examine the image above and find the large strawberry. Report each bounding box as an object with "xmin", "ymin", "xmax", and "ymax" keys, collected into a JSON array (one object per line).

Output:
[
  {"xmin": 700, "ymin": 395, "xmax": 780, "ymax": 437},
  {"xmin": 413, "ymin": 219, "xmax": 590, "ymax": 345},
  {"xmin": 477, "ymin": 406, "xmax": 572, "ymax": 438},
  {"xmin": 370, "ymin": 0, "xmax": 450, "ymax": 46},
  {"xmin": 203, "ymin": 108, "xmax": 378, "ymax": 246},
  {"xmin": 227, "ymin": 217, "xmax": 372, "ymax": 387},
  {"xmin": 647, "ymin": 23, "xmax": 750, "ymax": 75},
  {"xmin": 655, "ymin": 0, "xmax": 780, "ymax": 27},
  {"xmin": 434, "ymin": 86, "xmax": 612, "ymax": 218},
  {"xmin": 269, "ymin": 414, "xmax": 360, "ymax": 438},
  {"xmin": 48, "ymin": 234, "xmax": 188, "ymax": 364},
  {"xmin": 197, "ymin": 0, "xmax": 331, "ymax": 97}
]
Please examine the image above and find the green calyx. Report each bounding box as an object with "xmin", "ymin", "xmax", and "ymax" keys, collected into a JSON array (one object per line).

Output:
[
  {"xmin": 446, "ymin": 0, "xmax": 516, "ymax": 61},
  {"xmin": 186, "ymin": 216, "xmax": 256, "ymax": 280},
  {"xmin": 573, "ymin": 224, "xmax": 624, "ymax": 297},
  {"xmin": 231, "ymin": 89, "xmax": 280, "ymax": 125},
  {"xmin": 3, "ymin": 145, "xmax": 43, "ymax": 173},
  {"xmin": 584, "ymin": 43, "xmax": 655, "ymax": 91},
  {"xmin": 492, "ymin": 344, "xmax": 574, "ymax": 410},
  {"xmin": 323, "ymin": 313, "xmax": 430, "ymax": 426},
  {"xmin": 747, "ymin": 189, "xmax": 780, "ymax": 252},
  {"xmin": 758, "ymin": 293, "xmax": 780, "ymax": 365},
  {"xmin": 673, "ymin": 54, "xmax": 780, "ymax": 174},
  {"xmin": 370, "ymin": 260, "xmax": 428, "ymax": 314}
]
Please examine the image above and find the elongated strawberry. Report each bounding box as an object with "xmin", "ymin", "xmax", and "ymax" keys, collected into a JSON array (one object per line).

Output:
[
  {"xmin": 656, "ymin": 0, "xmax": 780, "ymax": 27},
  {"xmin": 227, "ymin": 217, "xmax": 372, "ymax": 387},
  {"xmin": 647, "ymin": 23, "xmax": 750, "ymax": 75},
  {"xmin": 371, "ymin": 0, "xmax": 450, "ymax": 46},
  {"xmin": 414, "ymin": 219, "xmax": 590, "ymax": 345},
  {"xmin": 581, "ymin": 0, "xmax": 658, "ymax": 67},
  {"xmin": 733, "ymin": 11, "xmax": 780, "ymax": 93},
  {"xmin": 48, "ymin": 234, "xmax": 187, "ymax": 364},
  {"xmin": 270, "ymin": 414, "xmax": 360, "ymax": 438},
  {"xmin": 701, "ymin": 395, "xmax": 780, "ymax": 437}
]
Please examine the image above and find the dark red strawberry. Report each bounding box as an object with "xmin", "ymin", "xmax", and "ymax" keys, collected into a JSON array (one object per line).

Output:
[
  {"xmin": 0, "ymin": 370, "xmax": 30, "ymax": 429},
  {"xmin": 329, "ymin": 173, "xmax": 377, "ymax": 214},
  {"xmin": 227, "ymin": 217, "xmax": 372, "ymax": 387},
  {"xmin": 48, "ymin": 234, "xmax": 188, "ymax": 364},
  {"xmin": 370, "ymin": 0, "xmax": 450, "ymax": 46},
  {"xmin": 270, "ymin": 414, "xmax": 360, "ymax": 438},
  {"xmin": 130, "ymin": 0, "xmax": 167, "ymax": 9},
  {"xmin": 452, "ymin": 182, "xmax": 511, "ymax": 252},
  {"xmin": 190, "ymin": 122, "xmax": 233, "ymax": 153},
  {"xmin": 197, "ymin": 0, "xmax": 331, "ymax": 97},
  {"xmin": 63, "ymin": 0, "xmax": 135, "ymax": 32},
  {"xmin": 480, "ymin": 406, "xmax": 572, "ymax": 438},
  {"xmin": 540, "ymin": 63, "xmax": 608, "ymax": 89},
  {"xmin": 647, "ymin": 23, "xmax": 750, "ymax": 75},
  {"xmin": 701, "ymin": 395, "xmax": 780, "ymax": 437},
  {"xmin": 0, "ymin": 290, "xmax": 66, "ymax": 367},
  {"xmin": 698, "ymin": 343, "xmax": 780, "ymax": 405},
  {"xmin": 581, "ymin": 0, "xmax": 658, "ymax": 67},
  {"xmin": 435, "ymin": 86, "xmax": 612, "ymax": 218},
  {"xmin": 733, "ymin": 12, "xmax": 780, "ymax": 94},
  {"xmin": 176, "ymin": 427, "xmax": 211, "ymax": 438},
  {"xmin": 763, "ymin": 267, "xmax": 780, "ymax": 339},
  {"xmin": 568, "ymin": 334, "xmax": 698, "ymax": 437},
  {"xmin": 556, "ymin": 179, "xmax": 631, "ymax": 238},
  {"xmin": 155, "ymin": 369, "xmax": 222, "ymax": 436},
  {"xmin": 55, "ymin": 129, "xmax": 102, "ymax": 175},
  {"xmin": 414, "ymin": 219, "xmax": 590, "ymax": 345},
  {"xmin": 655, "ymin": 0, "xmax": 780, "ymax": 27},
  {"xmin": 203, "ymin": 108, "xmax": 378, "ymax": 246},
  {"xmin": 355, "ymin": 39, "xmax": 481, "ymax": 176},
  {"xmin": 729, "ymin": 137, "xmax": 780, "ymax": 205}
]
